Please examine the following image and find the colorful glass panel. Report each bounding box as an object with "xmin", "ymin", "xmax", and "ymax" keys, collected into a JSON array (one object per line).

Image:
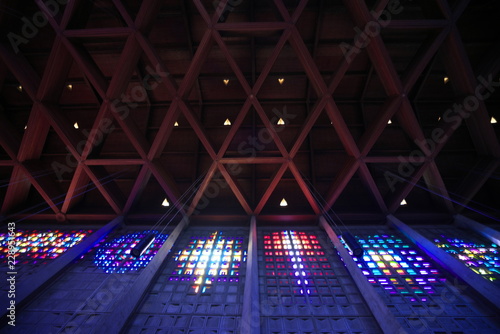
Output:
[
  {"xmin": 419, "ymin": 228, "xmax": 500, "ymax": 282},
  {"xmin": 0, "ymin": 229, "xmax": 92, "ymax": 264},
  {"xmin": 347, "ymin": 233, "xmax": 444, "ymax": 302},
  {"xmin": 94, "ymin": 230, "xmax": 168, "ymax": 273},
  {"xmin": 171, "ymin": 231, "xmax": 245, "ymax": 292},
  {"xmin": 260, "ymin": 229, "xmax": 381, "ymax": 333},
  {"xmin": 126, "ymin": 229, "xmax": 247, "ymax": 334},
  {"xmin": 263, "ymin": 230, "xmax": 324, "ymax": 295}
]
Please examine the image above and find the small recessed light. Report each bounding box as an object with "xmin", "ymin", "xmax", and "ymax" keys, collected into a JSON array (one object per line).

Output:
[
  {"xmin": 438, "ymin": 116, "xmax": 441, "ymax": 121},
  {"xmin": 73, "ymin": 122, "xmax": 79, "ymax": 129},
  {"xmin": 400, "ymin": 198, "xmax": 407, "ymax": 206},
  {"xmin": 443, "ymin": 77, "xmax": 449, "ymax": 84},
  {"xmin": 223, "ymin": 79, "xmax": 229, "ymax": 86},
  {"xmin": 277, "ymin": 118, "xmax": 285, "ymax": 125},
  {"xmin": 387, "ymin": 119, "xmax": 392, "ymax": 125},
  {"xmin": 24, "ymin": 125, "xmax": 27, "ymax": 130},
  {"xmin": 491, "ymin": 116, "xmax": 497, "ymax": 124},
  {"xmin": 280, "ymin": 198, "xmax": 288, "ymax": 207},
  {"xmin": 67, "ymin": 84, "xmax": 73, "ymax": 91},
  {"xmin": 174, "ymin": 121, "xmax": 179, "ymax": 127},
  {"xmin": 224, "ymin": 118, "xmax": 231, "ymax": 126},
  {"xmin": 17, "ymin": 85, "xmax": 22, "ymax": 92},
  {"xmin": 162, "ymin": 198, "xmax": 170, "ymax": 207},
  {"xmin": 278, "ymin": 78, "xmax": 285, "ymax": 85}
]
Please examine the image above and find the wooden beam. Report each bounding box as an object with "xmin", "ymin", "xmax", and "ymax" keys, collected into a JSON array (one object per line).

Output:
[
  {"xmin": 324, "ymin": 158, "xmax": 360, "ymax": 212},
  {"xmin": 63, "ymin": 27, "xmax": 133, "ymax": 38},
  {"xmin": 288, "ymin": 162, "xmax": 321, "ymax": 214},
  {"xmin": 219, "ymin": 157, "xmax": 286, "ymax": 164},
  {"xmin": 61, "ymin": 165, "xmax": 90, "ymax": 214},
  {"xmin": 215, "ymin": 22, "xmax": 289, "ymax": 32},
  {"xmin": 149, "ymin": 160, "xmax": 186, "ymax": 214},
  {"xmin": 441, "ymin": 28, "xmax": 500, "ymax": 157},
  {"xmin": 357, "ymin": 163, "xmax": 388, "ymax": 212},
  {"xmin": 81, "ymin": 165, "xmax": 125, "ymax": 214},
  {"xmin": 218, "ymin": 163, "xmax": 253, "ymax": 215},
  {"xmin": 187, "ymin": 162, "xmax": 218, "ymax": 216},
  {"xmin": 254, "ymin": 162, "xmax": 288, "ymax": 215},
  {"xmin": 455, "ymin": 159, "xmax": 500, "ymax": 213},
  {"xmin": 123, "ymin": 165, "xmax": 152, "ymax": 214}
]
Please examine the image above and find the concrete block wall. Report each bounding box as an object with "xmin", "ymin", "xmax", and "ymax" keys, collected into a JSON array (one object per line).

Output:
[
  {"xmin": 0, "ymin": 227, "xmax": 157, "ymax": 334},
  {"xmin": 257, "ymin": 228, "xmax": 381, "ymax": 334}
]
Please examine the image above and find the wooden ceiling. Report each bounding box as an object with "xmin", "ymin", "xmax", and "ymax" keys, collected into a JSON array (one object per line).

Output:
[{"xmin": 0, "ymin": 0, "xmax": 499, "ymax": 226}]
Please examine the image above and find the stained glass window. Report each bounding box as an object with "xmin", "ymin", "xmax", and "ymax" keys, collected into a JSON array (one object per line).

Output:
[
  {"xmin": 127, "ymin": 228, "xmax": 247, "ymax": 334},
  {"xmin": 263, "ymin": 230, "xmax": 324, "ymax": 295},
  {"xmin": 260, "ymin": 229, "xmax": 380, "ymax": 333},
  {"xmin": 345, "ymin": 228, "xmax": 500, "ymax": 332},
  {"xmin": 0, "ymin": 229, "xmax": 92, "ymax": 265},
  {"xmin": 94, "ymin": 230, "xmax": 168, "ymax": 273},
  {"xmin": 417, "ymin": 227, "xmax": 500, "ymax": 282},
  {"xmin": 347, "ymin": 232, "xmax": 444, "ymax": 302},
  {"xmin": 171, "ymin": 231, "xmax": 245, "ymax": 292}
]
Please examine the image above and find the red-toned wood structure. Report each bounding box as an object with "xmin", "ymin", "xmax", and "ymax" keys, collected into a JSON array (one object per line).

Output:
[{"xmin": 0, "ymin": 0, "xmax": 499, "ymax": 225}]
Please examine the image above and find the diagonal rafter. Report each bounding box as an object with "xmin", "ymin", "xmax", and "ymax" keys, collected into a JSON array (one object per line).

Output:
[
  {"xmin": 342, "ymin": 0, "xmax": 459, "ymax": 214},
  {"xmin": 217, "ymin": 163, "xmax": 252, "ymax": 215}
]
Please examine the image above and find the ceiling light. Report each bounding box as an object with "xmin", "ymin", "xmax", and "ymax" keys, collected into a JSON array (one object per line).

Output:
[
  {"xmin": 174, "ymin": 121, "xmax": 179, "ymax": 127},
  {"xmin": 162, "ymin": 198, "xmax": 170, "ymax": 207},
  {"xmin": 223, "ymin": 79, "xmax": 229, "ymax": 86},
  {"xmin": 443, "ymin": 77, "xmax": 449, "ymax": 84},
  {"xmin": 73, "ymin": 122, "xmax": 79, "ymax": 129},
  {"xmin": 280, "ymin": 198, "xmax": 288, "ymax": 207},
  {"xmin": 277, "ymin": 118, "xmax": 285, "ymax": 125},
  {"xmin": 400, "ymin": 198, "xmax": 408, "ymax": 206},
  {"xmin": 491, "ymin": 116, "xmax": 497, "ymax": 124},
  {"xmin": 224, "ymin": 118, "xmax": 231, "ymax": 126},
  {"xmin": 387, "ymin": 119, "xmax": 392, "ymax": 125},
  {"xmin": 24, "ymin": 125, "xmax": 27, "ymax": 130},
  {"xmin": 438, "ymin": 116, "xmax": 441, "ymax": 121},
  {"xmin": 17, "ymin": 85, "xmax": 22, "ymax": 92},
  {"xmin": 278, "ymin": 78, "xmax": 285, "ymax": 85},
  {"xmin": 67, "ymin": 84, "xmax": 73, "ymax": 91}
]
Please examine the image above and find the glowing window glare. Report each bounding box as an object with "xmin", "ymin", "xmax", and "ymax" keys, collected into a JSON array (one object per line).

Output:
[
  {"xmin": 171, "ymin": 231, "xmax": 246, "ymax": 292},
  {"xmin": 0, "ymin": 230, "xmax": 92, "ymax": 264},
  {"xmin": 94, "ymin": 231, "xmax": 168, "ymax": 273}
]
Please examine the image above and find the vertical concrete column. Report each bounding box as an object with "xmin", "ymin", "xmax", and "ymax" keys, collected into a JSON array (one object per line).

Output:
[
  {"xmin": 94, "ymin": 216, "xmax": 190, "ymax": 333},
  {"xmin": 1, "ymin": 215, "xmax": 123, "ymax": 319},
  {"xmin": 454, "ymin": 214, "xmax": 500, "ymax": 245},
  {"xmin": 388, "ymin": 214, "xmax": 500, "ymax": 309},
  {"xmin": 240, "ymin": 216, "xmax": 260, "ymax": 334},
  {"xmin": 319, "ymin": 216, "xmax": 407, "ymax": 334}
]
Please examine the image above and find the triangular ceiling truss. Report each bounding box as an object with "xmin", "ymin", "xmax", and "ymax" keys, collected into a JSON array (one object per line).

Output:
[{"xmin": 0, "ymin": 0, "xmax": 499, "ymax": 224}]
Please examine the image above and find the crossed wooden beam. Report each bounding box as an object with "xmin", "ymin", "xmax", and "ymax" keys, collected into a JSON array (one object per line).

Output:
[{"xmin": 0, "ymin": 0, "xmax": 498, "ymax": 222}]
